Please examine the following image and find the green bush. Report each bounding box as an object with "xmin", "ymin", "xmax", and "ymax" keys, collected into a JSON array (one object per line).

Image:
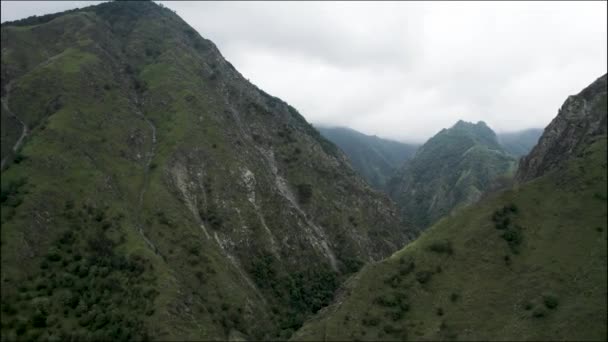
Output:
[
  {"xmin": 416, "ymin": 271, "xmax": 433, "ymax": 284},
  {"xmin": 543, "ymin": 295, "xmax": 559, "ymax": 309},
  {"xmin": 428, "ymin": 240, "xmax": 453, "ymax": 254},
  {"xmin": 296, "ymin": 184, "xmax": 313, "ymax": 204}
]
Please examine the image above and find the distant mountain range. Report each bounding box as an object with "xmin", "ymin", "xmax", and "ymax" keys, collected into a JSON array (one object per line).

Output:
[
  {"xmin": 388, "ymin": 120, "xmax": 517, "ymax": 229},
  {"xmin": 293, "ymin": 73, "xmax": 608, "ymax": 342},
  {"xmin": 497, "ymin": 128, "xmax": 543, "ymax": 157},
  {"xmin": 319, "ymin": 125, "xmax": 543, "ymax": 193},
  {"xmin": 317, "ymin": 126, "xmax": 418, "ymax": 190}
]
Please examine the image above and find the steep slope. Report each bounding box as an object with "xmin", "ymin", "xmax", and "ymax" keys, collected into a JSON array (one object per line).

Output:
[
  {"xmin": 517, "ymin": 74, "xmax": 607, "ymax": 182},
  {"xmin": 293, "ymin": 75, "xmax": 608, "ymax": 341},
  {"xmin": 317, "ymin": 126, "xmax": 418, "ymax": 190},
  {"xmin": 388, "ymin": 121, "xmax": 516, "ymax": 229},
  {"xmin": 0, "ymin": 2, "xmax": 413, "ymax": 340},
  {"xmin": 497, "ymin": 128, "xmax": 543, "ymax": 157}
]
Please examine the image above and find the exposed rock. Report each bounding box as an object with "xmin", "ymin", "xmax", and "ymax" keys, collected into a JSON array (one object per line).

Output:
[{"xmin": 517, "ymin": 74, "xmax": 607, "ymax": 182}]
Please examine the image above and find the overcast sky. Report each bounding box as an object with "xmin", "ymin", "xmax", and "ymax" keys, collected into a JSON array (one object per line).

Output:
[{"xmin": 2, "ymin": 1, "xmax": 607, "ymax": 142}]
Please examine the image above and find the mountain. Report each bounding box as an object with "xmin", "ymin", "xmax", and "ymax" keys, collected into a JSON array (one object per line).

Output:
[
  {"xmin": 517, "ymin": 74, "xmax": 608, "ymax": 182},
  {"xmin": 292, "ymin": 74, "xmax": 608, "ymax": 341},
  {"xmin": 388, "ymin": 120, "xmax": 517, "ymax": 229},
  {"xmin": 317, "ymin": 126, "xmax": 419, "ymax": 190},
  {"xmin": 497, "ymin": 128, "xmax": 543, "ymax": 157},
  {"xmin": 0, "ymin": 2, "xmax": 415, "ymax": 340}
]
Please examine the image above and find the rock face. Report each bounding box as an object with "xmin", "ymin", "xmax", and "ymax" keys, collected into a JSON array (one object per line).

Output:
[
  {"xmin": 0, "ymin": 2, "xmax": 414, "ymax": 340},
  {"xmin": 517, "ymin": 74, "xmax": 607, "ymax": 182},
  {"xmin": 388, "ymin": 120, "xmax": 516, "ymax": 229}
]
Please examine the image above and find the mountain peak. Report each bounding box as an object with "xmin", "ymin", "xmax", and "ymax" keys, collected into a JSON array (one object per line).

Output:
[{"xmin": 517, "ymin": 74, "xmax": 607, "ymax": 182}]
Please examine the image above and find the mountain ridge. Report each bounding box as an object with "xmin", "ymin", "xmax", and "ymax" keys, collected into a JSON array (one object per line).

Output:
[
  {"xmin": 0, "ymin": 2, "xmax": 414, "ymax": 340},
  {"xmin": 292, "ymin": 73, "xmax": 608, "ymax": 342},
  {"xmin": 388, "ymin": 120, "xmax": 516, "ymax": 229},
  {"xmin": 317, "ymin": 126, "xmax": 419, "ymax": 190}
]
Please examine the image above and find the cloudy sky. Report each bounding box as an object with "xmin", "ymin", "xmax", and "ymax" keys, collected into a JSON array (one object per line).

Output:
[{"xmin": 2, "ymin": 1, "xmax": 607, "ymax": 142}]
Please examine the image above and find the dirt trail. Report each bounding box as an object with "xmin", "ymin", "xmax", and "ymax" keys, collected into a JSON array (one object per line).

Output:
[
  {"xmin": 0, "ymin": 52, "xmax": 68, "ymax": 171},
  {"xmin": 1, "ymin": 82, "xmax": 28, "ymax": 170}
]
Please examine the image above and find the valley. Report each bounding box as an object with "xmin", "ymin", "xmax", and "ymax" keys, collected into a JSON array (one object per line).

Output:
[{"xmin": 0, "ymin": 2, "xmax": 606, "ymax": 341}]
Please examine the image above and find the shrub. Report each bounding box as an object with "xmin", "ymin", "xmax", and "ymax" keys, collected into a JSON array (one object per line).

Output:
[
  {"xmin": 13, "ymin": 153, "xmax": 26, "ymax": 164},
  {"xmin": 543, "ymin": 295, "xmax": 559, "ymax": 309},
  {"xmin": 416, "ymin": 271, "xmax": 432, "ymax": 284},
  {"xmin": 296, "ymin": 184, "xmax": 313, "ymax": 204},
  {"xmin": 32, "ymin": 310, "xmax": 47, "ymax": 328},
  {"xmin": 450, "ymin": 293, "xmax": 459, "ymax": 302},
  {"xmin": 501, "ymin": 228, "xmax": 522, "ymax": 248},
  {"xmin": 362, "ymin": 316, "xmax": 379, "ymax": 327},
  {"xmin": 532, "ymin": 308, "xmax": 546, "ymax": 318},
  {"xmin": 428, "ymin": 240, "xmax": 453, "ymax": 254}
]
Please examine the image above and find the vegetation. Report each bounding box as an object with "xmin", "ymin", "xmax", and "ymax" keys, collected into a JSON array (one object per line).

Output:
[
  {"xmin": 293, "ymin": 136, "xmax": 607, "ymax": 341},
  {"xmin": 388, "ymin": 120, "xmax": 517, "ymax": 230},
  {"xmin": 1, "ymin": 1, "xmax": 411, "ymax": 340},
  {"xmin": 317, "ymin": 126, "xmax": 419, "ymax": 190}
]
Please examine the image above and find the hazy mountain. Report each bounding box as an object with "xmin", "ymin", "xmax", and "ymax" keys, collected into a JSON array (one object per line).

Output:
[
  {"xmin": 292, "ymin": 74, "xmax": 608, "ymax": 341},
  {"xmin": 497, "ymin": 128, "xmax": 543, "ymax": 157},
  {"xmin": 388, "ymin": 120, "xmax": 517, "ymax": 229},
  {"xmin": 0, "ymin": 2, "xmax": 415, "ymax": 340},
  {"xmin": 317, "ymin": 126, "xmax": 419, "ymax": 190}
]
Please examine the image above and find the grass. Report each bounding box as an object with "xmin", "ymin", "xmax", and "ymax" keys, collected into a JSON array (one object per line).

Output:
[
  {"xmin": 1, "ymin": 2, "xmax": 412, "ymax": 340},
  {"xmin": 292, "ymin": 136, "xmax": 607, "ymax": 341}
]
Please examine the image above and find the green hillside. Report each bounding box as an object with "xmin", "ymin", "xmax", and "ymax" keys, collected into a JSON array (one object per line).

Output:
[
  {"xmin": 317, "ymin": 126, "xmax": 418, "ymax": 190},
  {"xmin": 293, "ymin": 134, "xmax": 607, "ymax": 341},
  {"xmin": 0, "ymin": 2, "xmax": 414, "ymax": 340},
  {"xmin": 388, "ymin": 120, "xmax": 516, "ymax": 229}
]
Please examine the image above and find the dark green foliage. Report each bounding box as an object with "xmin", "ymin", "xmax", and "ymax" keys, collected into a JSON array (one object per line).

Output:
[
  {"xmin": 340, "ymin": 257, "xmax": 364, "ymax": 274},
  {"xmin": 543, "ymin": 295, "xmax": 559, "ymax": 309},
  {"xmin": 415, "ymin": 271, "xmax": 433, "ymax": 284},
  {"xmin": 296, "ymin": 184, "xmax": 313, "ymax": 205},
  {"xmin": 1, "ymin": 204, "xmax": 157, "ymax": 339},
  {"xmin": 248, "ymin": 252, "xmax": 339, "ymax": 332},
  {"xmin": 361, "ymin": 316, "xmax": 379, "ymax": 327},
  {"xmin": 0, "ymin": 178, "xmax": 27, "ymax": 207},
  {"xmin": 317, "ymin": 126, "xmax": 418, "ymax": 189},
  {"xmin": 13, "ymin": 153, "xmax": 26, "ymax": 164},
  {"xmin": 492, "ymin": 204, "xmax": 523, "ymax": 252},
  {"xmin": 390, "ymin": 120, "xmax": 516, "ymax": 229},
  {"xmin": 450, "ymin": 292, "xmax": 459, "ymax": 302},
  {"xmin": 200, "ymin": 206, "xmax": 223, "ymax": 230},
  {"xmin": 427, "ymin": 240, "xmax": 453, "ymax": 254},
  {"xmin": 532, "ymin": 308, "xmax": 546, "ymax": 318}
]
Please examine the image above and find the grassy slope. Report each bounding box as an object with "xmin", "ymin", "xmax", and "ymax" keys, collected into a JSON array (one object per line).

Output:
[
  {"xmin": 1, "ymin": 3, "xmax": 411, "ymax": 341},
  {"xmin": 0, "ymin": 9, "xmax": 277, "ymax": 341},
  {"xmin": 293, "ymin": 136, "xmax": 607, "ymax": 341}
]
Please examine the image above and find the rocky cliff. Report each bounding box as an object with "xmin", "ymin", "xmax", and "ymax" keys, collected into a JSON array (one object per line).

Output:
[{"xmin": 517, "ymin": 74, "xmax": 607, "ymax": 182}]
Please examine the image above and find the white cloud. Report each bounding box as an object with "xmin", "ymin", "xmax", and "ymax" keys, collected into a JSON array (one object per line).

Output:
[{"xmin": 2, "ymin": 1, "xmax": 606, "ymax": 142}]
